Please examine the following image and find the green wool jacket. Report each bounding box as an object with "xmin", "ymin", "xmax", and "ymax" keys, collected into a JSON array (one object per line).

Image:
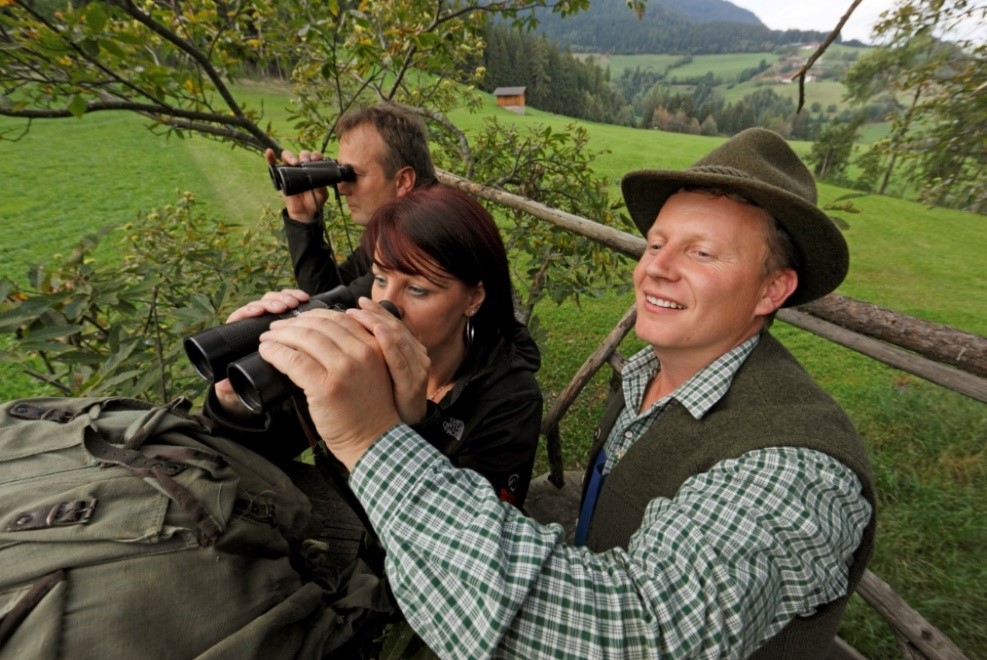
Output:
[{"xmin": 584, "ymin": 332, "xmax": 876, "ymax": 659}]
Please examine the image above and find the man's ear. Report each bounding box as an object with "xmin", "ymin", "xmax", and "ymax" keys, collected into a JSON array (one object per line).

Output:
[
  {"xmin": 756, "ymin": 268, "xmax": 798, "ymax": 316},
  {"xmin": 394, "ymin": 166, "xmax": 416, "ymax": 197}
]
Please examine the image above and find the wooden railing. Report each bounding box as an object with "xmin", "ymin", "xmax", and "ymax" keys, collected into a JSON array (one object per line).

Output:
[{"xmin": 438, "ymin": 170, "xmax": 982, "ymax": 660}]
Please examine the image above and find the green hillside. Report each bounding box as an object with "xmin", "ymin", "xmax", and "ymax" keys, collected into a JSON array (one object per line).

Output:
[
  {"xmin": 600, "ymin": 47, "xmax": 894, "ymax": 141},
  {"xmin": 1, "ymin": 85, "xmax": 981, "ymax": 331}
]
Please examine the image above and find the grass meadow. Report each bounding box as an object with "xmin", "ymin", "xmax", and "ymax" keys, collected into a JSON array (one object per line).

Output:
[{"xmin": 1, "ymin": 81, "xmax": 984, "ymax": 657}]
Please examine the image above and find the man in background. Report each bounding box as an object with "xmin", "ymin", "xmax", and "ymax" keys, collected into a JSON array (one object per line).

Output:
[{"xmin": 267, "ymin": 102, "xmax": 437, "ymax": 295}]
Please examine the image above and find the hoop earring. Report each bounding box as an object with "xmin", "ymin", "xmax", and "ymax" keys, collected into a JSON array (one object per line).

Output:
[{"xmin": 464, "ymin": 312, "xmax": 475, "ymax": 348}]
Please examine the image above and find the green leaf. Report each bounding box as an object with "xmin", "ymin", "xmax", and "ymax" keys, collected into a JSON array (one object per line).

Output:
[
  {"xmin": 19, "ymin": 340, "xmax": 75, "ymax": 353},
  {"xmin": 67, "ymin": 94, "xmax": 88, "ymax": 118},
  {"xmin": 99, "ymin": 369, "xmax": 145, "ymax": 389},
  {"xmin": 100, "ymin": 39, "xmax": 126, "ymax": 59},
  {"xmin": 79, "ymin": 38, "xmax": 100, "ymax": 58},
  {"xmin": 21, "ymin": 324, "xmax": 84, "ymax": 341},
  {"xmin": 85, "ymin": 3, "xmax": 108, "ymax": 32}
]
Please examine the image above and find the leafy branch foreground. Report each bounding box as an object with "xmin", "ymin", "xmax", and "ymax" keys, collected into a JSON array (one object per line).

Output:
[{"xmin": 0, "ymin": 193, "xmax": 290, "ymax": 401}]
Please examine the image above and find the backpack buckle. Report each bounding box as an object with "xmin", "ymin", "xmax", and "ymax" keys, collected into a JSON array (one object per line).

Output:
[
  {"xmin": 9, "ymin": 402, "xmax": 77, "ymax": 423},
  {"xmin": 6, "ymin": 498, "xmax": 98, "ymax": 532}
]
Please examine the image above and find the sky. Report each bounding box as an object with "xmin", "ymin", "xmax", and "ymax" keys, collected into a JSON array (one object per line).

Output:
[{"xmin": 727, "ymin": 0, "xmax": 899, "ymax": 43}]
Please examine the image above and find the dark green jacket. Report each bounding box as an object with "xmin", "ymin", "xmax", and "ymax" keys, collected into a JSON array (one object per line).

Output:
[{"xmin": 584, "ymin": 333, "xmax": 876, "ymax": 659}]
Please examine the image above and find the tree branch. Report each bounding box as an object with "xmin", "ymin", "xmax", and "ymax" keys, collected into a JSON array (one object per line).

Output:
[
  {"xmin": 791, "ymin": 0, "xmax": 865, "ymax": 113},
  {"xmin": 111, "ymin": 0, "xmax": 274, "ymax": 152}
]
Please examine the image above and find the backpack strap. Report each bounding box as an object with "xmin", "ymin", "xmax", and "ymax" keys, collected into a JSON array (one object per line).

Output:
[
  {"xmin": 0, "ymin": 570, "xmax": 66, "ymax": 647},
  {"xmin": 83, "ymin": 427, "xmax": 188, "ymax": 477},
  {"xmin": 83, "ymin": 425, "xmax": 224, "ymax": 546},
  {"xmin": 8, "ymin": 402, "xmax": 80, "ymax": 423},
  {"xmin": 5, "ymin": 499, "xmax": 98, "ymax": 532}
]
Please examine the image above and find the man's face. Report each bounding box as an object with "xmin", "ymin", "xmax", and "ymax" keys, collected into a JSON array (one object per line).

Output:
[
  {"xmin": 336, "ymin": 124, "xmax": 402, "ymax": 226},
  {"xmin": 633, "ymin": 190, "xmax": 787, "ymax": 368}
]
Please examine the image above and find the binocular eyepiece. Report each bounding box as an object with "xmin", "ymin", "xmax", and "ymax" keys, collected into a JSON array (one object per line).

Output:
[
  {"xmin": 269, "ymin": 159, "xmax": 356, "ymax": 196},
  {"xmin": 184, "ymin": 286, "xmax": 399, "ymax": 415}
]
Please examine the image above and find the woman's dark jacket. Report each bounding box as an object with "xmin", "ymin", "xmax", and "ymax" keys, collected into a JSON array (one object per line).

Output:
[{"xmin": 204, "ymin": 320, "xmax": 543, "ymax": 508}]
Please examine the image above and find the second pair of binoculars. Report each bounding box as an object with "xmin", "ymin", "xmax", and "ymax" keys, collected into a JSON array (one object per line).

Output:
[
  {"xmin": 184, "ymin": 286, "xmax": 399, "ymax": 415},
  {"xmin": 269, "ymin": 158, "xmax": 356, "ymax": 196}
]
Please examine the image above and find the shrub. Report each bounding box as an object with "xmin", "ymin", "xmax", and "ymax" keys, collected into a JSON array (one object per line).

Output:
[{"xmin": 0, "ymin": 192, "xmax": 290, "ymax": 403}]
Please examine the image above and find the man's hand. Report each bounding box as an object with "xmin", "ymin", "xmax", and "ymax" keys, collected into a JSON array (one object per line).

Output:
[
  {"xmin": 347, "ymin": 298, "xmax": 430, "ymax": 425},
  {"xmin": 265, "ymin": 148, "xmax": 330, "ymax": 223},
  {"xmin": 257, "ymin": 304, "xmax": 404, "ymax": 470}
]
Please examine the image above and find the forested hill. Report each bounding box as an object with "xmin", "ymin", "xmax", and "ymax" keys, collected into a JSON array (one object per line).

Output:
[
  {"xmin": 643, "ymin": 0, "xmax": 761, "ymax": 26},
  {"xmin": 532, "ymin": 0, "xmax": 833, "ymax": 54}
]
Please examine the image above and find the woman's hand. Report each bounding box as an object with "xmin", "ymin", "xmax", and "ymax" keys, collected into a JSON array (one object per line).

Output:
[{"xmin": 213, "ymin": 289, "xmax": 311, "ymax": 415}]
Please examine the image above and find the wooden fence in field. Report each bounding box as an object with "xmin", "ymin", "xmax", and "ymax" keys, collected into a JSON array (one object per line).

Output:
[{"xmin": 438, "ymin": 170, "xmax": 983, "ymax": 660}]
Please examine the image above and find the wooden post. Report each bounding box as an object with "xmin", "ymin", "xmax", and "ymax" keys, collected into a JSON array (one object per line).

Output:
[
  {"xmin": 540, "ymin": 304, "xmax": 637, "ymax": 488},
  {"xmin": 855, "ymin": 570, "xmax": 970, "ymax": 660}
]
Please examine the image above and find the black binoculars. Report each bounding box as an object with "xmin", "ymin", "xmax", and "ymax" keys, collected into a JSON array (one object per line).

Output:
[
  {"xmin": 184, "ymin": 286, "xmax": 399, "ymax": 415},
  {"xmin": 269, "ymin": 159, "xmax": 356, "ymax": 196}
]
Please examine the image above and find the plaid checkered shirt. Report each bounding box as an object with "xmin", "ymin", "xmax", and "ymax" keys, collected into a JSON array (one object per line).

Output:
[{"xmin": 350, "ymin": 334, "xmax": 872, "ymax": 658}]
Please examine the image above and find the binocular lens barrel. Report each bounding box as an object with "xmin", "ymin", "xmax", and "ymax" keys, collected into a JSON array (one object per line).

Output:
[
  {"xmin": 227, "ymin": 352, "xmax": 290, "ymax": 415},
  {"xmin": 269, "ymin": 160, "xmax": 356, "ymax": 196},
  {"xmin": 183, "ymin": 285, "xmax": 358, "ymax": 385},
  {"xmin": 184, "ymin": 314, "xmax": 280, "ymax": 384},
  {"xmin": 227, "ymin": 300, "xmax": 401, "ymax": 415}
]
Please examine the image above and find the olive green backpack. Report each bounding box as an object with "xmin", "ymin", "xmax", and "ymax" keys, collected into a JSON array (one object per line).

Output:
[{"xmin": 0, "ymin": 396, "xmax": 346, "ymax": 659}]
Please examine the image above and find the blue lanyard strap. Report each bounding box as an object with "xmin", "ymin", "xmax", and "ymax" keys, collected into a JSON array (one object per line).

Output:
[{"xmin": 573, "ymin": 449, "xmax": 608, "ymax": 547}]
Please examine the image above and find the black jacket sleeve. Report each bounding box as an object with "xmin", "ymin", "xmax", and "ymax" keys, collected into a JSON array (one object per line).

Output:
[
  {"xmin": 283, "ymin": 210, "xmax": 369, "ymax": 294},
  {"xmin": 202, "ymin": 387, "xmax": 310, "ymax": 466}
]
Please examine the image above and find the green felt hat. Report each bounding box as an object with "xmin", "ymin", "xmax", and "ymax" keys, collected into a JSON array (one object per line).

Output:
[{"xmin": 621, "ymin": 127, "xmax": 848, "ymax": 307}]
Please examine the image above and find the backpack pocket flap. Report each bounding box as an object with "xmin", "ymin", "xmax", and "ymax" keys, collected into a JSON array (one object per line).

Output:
[
  {"xmin": 0, "ymin": 416, "xmax": 85, "ymax": 466},
  {"xmin": 0, "ymin": 474, "xmax": 170, "ymax": 547}
]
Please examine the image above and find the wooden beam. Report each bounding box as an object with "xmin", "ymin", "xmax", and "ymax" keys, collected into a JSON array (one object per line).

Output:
[
  {"xmin": 801, "ymin": 295, "xmax": 987, "ymax": 378},
  {"xmin": 438, "ymin": 170, "xmax": 646, "ymax": 258},
  {"xmin": 855, "ymin": 570, "xmax": 970, "ymax": 660},
  {"xmin": 540, "ymin": 304, "xmax": 637, "ymax": 487},
  {"xmin": 779, "ymin": 309, "xmax": 987, "ymax": 403},
  {"xmin": 829, "ymin": 636, "xmax": 868, "ymax": 660}
]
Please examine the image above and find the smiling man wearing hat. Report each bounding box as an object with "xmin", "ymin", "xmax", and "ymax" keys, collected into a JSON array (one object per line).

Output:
[{"xmin": 252, "ymin": 127, "xmax": 876, "ymax": 658}]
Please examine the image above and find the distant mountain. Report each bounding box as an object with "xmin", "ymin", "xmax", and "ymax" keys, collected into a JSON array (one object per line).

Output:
[
  {"xmin": 531, "ymin": 0, "xmax": 832, "ymax": 55},
  {"xmin": 649, "ymin": 0, "xmax": 762, "ymax": 26}
]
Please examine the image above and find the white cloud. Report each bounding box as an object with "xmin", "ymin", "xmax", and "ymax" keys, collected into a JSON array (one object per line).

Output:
[{"xmin": 727, "ymin": 0, "xmax": 898, "ymax": 43}]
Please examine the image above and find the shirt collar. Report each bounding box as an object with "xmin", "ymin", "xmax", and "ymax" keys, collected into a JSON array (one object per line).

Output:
[{"xmin": 622, "ymin": 334, "xmax": 761, "ymax": 421}]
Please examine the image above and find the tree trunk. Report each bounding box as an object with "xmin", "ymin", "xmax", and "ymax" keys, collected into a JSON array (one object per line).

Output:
[{"xmin": 881, "ymin": 85, "xmax": 923, "ymax": 195}]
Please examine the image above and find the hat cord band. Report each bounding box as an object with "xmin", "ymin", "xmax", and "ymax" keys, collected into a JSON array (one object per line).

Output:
[{"xmin": 690, "ymin": 165, "xmax": 754, "ymax": 179}]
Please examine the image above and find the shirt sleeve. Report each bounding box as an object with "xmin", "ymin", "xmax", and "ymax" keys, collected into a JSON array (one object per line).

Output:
[{"xmin": 350, "ymin": 427, "xmax": 872, "ymax": 658}]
